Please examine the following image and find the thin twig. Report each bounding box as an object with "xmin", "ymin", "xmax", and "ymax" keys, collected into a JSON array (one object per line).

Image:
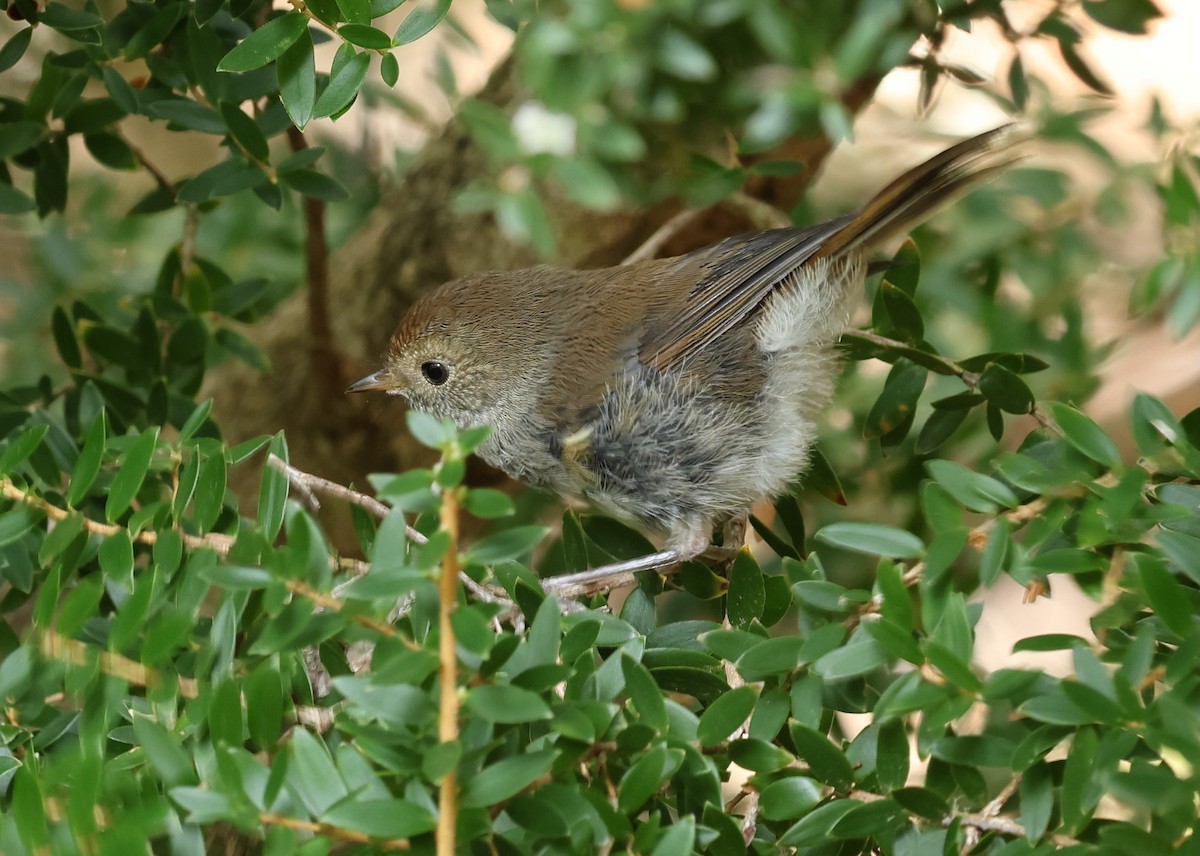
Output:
[
  {"xmin": 40, "ymin": 629, "xmax": 198, "ymax": 699},
  {"xmin": 842, "ymin": 329, "xmax": 1060, "ymax": 434},
  {"xmin": 436, "ymin": 488, "xmax": 461, "ymax": 856},
  {"xmin": 1, "ymin": 477, "xmax": 234, "ymax": 557},
  {"xmin": 622, "ymin": 207, "xmax": 705, "ymax": 265},
  {"xmin": 267, "ymin": 453, "xmax": 427, "ymax": 542},
  {"xmin": 124, "ymin": 136, "xmax": 174, "ymax": 195},
  {"xmin": 258, "ymin": 812, "xmax": 411, "ymax": 851}
]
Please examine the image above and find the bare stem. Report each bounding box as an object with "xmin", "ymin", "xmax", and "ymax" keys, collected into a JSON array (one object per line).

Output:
[
  {"xmin": 436, "ymin": 488, "xmax": 461, "ymax": 856},
  {"xmin": 258, "ymin": 812, "xmax": 411, "ymax": 851},
  {"xmin": 1, "ymin": 477, "xmax": 234, "ymax": 557},
  {"xmin": 267, "ymin": 453, "xmax": 428, "ymax": 543}
]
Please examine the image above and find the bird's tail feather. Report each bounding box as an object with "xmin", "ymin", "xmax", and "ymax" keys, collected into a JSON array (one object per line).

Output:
[{"xmin": 812, "ymin": 124, "xmax": 1025, "ymax": 261}]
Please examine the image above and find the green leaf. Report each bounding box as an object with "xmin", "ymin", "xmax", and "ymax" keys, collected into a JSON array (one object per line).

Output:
[
  {"xmin": 460, "ymin": 750, "xmax": 557, "ymax": 808},
  {"xmin": 147, "ymin": 100, "xmax": 226, "ymax": 134},
  {"xmin": 313, "ymin": 47, "xmax": 370, "ymax": 120},
  {"xmin": 812, "ymin": 632, "xmax": 888, "ymax": 680},
  {"xmin": 259, "ymin": 433, "xmax": 288, "ymax": 541},
  {"xmin": 779, "ymin": 800, "xmax": 859, "ymax": 847},
  {"xmin": 58, "ymin": 575, "xmax": 104, "ymax": 636},
  {"xmin": 339, "ymin": 23, "xmax": 392, "ymax": 49},
  {"xmin": 617, "ymin": 745, "xmax": 680, "ymax": 811},
  {"xmin": 322, "ymin": 800, "xmax": 436, "ymax": 839},
  {"xmin": 864, "ymin": 358, "xmax": 926, "ymax": 441},
  {"xmin": 649, "ymin": 816, "xmax": 695, "ymax": 856},
  {"xmin": 1083, "ymin": 0, "xmax": 1163, "ymax": 34},
  {"xmin": 697, "ymin": 686, "xmax": 757, "ymax": 746},
  {"xmin": 217, "ymin": 12, "xmax": 308, "ymax": 72},
  {"xmin": 1134, "ymin": 552, "xmax": 1193, "ymax": 636},
  {"xmin": 815, "ymin": 521, "xmax": 924, "ymax": 559},
  {"xmin": 464, "ymin": 488, "xmax": 514, "ymax": 519},
  {"xmin": 876, "ymin": 718, "xmax": 910, "ymax": 790},
  {"xmin": 279, "ymin": 168, "xmax": 348, "ymax": 201},
  {"xmin": 759, "ymin": 776, "xmax": 823, "ymax": 821},
  {"xmin": 788, "ymin": 722, "xmax": 855, "ymax": 789},
  {"xmin": 192, "ymin": 451, "xmax": 227, "ymax": 534},
  {"xmin": 106, "ymin": 427, "xmax": 159, "ymax": 521},
  {"xmin": 98, "ymin": 528, "xmax": 134, "ymax": 583},
  {"xmin": 0, "ymin": 27, "xmax": 33, "ymax": 74},
  {"xmin": 979, "ymin": 363, "xmax": 1034, "ymax": 414},
  {"xmin": 133, "ymin": 716, "xmax": 195, "ymax": 787},
  {"xmin": 466, "ymin": 525, "xmax": 549, "ymax": 565},
  {"xmin": 726, "ymin": 549, "xmax": 765, "ymax": 627},
  {"xmin": 176, "ymin": 158, "xmax": 266, "ymax": 202},
  {"xmin": 219, "ymin": 102, "xmax": 269, "ymax": 163},
  {"xmin": 290, "ymin": 729, "xmax": 349, "ymax": 815},
  {"xmin": 915, "ymin": 407, "xmax": 968, "ymax": 455},
  {"xmin": 0, "ymin": 122, "xmax": 43, "ymax": 160},
  {"xmin": 39, "ymin": 2, "xmax": 103, "ymax": 31},
  {"xmin": 245, "ymin": 663, "xmax": 283, "ymax": 749},
  {"xmin": 1050, "ymin": 403, "xmax": 1121, "ymax": 467},
  {"xmin": 735, "ymin": 636, "xmax": 804, "ymax": 676},
  {"xmin": 277, "ymin": 28, "xmax": 316, "ymax": 129},
  {"xmin": 464, "ymin": 685, "xmax": 552, "ymax": 723},
  {"xmin": 621, "ymin": 656, "xmax": 668, "ymax": 732},
  {"xmin": 392, "ymin": 0, "xmax": 451, "ymax": 46},
  {"xmin": 0, "ymin": 182, "xmax": 36, "ymax": 214},
  {"xmin": 67, "ymin": 409, "xmax": 106, "ymax": 507},
  {"xmin": 406, "ymin": 410, "xmax": 452, "ymax": 449},
  {"xmin": 83, "ymin": 132, "xmax": 138, "ymax": 170},
  {"xmin": 0, "ymin": 424, "xmax": 46, "ymax": 475},
  {"xmin": 380, "ymin": 51, "xmax": 399, "ymax": 87},
  {"xmin": 925, "ymin": 459, "xmax": 1018, "ymax": 513}
]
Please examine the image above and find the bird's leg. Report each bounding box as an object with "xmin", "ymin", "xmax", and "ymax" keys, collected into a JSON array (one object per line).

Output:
[
  {"xmin": 539, "ymin": 524, "xmax": 710, "ymax": 599},
  {"xmin": 538, "ymin": 548, "xmax": 688, "ymax": 598}
]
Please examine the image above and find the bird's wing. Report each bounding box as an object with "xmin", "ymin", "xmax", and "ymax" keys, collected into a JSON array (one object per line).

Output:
[{"xmin": 637, "ymin": 219, "xmax": 851, "ymax": 370}]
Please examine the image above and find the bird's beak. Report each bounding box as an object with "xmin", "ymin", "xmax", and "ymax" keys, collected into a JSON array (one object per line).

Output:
[{"xmin": 346, "ymin": 370, "xmax": 397, "ymax": 394}]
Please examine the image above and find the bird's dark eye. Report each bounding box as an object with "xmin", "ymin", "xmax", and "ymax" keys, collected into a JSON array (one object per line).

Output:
[{"xmin": 421, "ymin": 360, "xmax": 451, "ymax": 386}]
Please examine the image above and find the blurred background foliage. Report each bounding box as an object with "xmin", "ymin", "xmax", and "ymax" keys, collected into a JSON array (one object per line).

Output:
[{"xmin": 2, "ymin": 0, "xmax": 1200, "ymax": 853}]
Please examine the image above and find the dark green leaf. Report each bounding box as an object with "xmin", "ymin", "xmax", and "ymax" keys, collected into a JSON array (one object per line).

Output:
[
  {"xmin": 697, "ymin": 685, "xmax": 757, "ymax": 746},
  {"xmin": 219, "ymin": 102, "xmax": 270, "ymax": 163},
  {"xmin": 106, "ymin": 428, "xmax": 159, "ymax": 521},
  {"xmin": 217, "ymin": 12, "xmax": 308, "ymax": 72},
  {"xmin": 466, "ymin": 525, "xmax": 549, "ymax": 565},
  {"xmin": 67, "ymin": 409, "xmax": 106, "ymax": 507},
  {"xmin": 312, "ymin": 47, "xmax": 370, "ymax": 120},
  {"xmin": 979, "ymin": 363, "xmax": 1034, "ymax": 414},
  {"xmin": 339, "ymin": 23, "xmax": 392, "ymax": 49},
  {"xmin": 392, "ymin": 0, "xmax": 452, "ymax": 46},
  {"xmin": 864, "ymin": 358, "xmax": 927, "ymax": 440},
  {"xmin": 277, "ymin": 28, "xmax": 316, "ymax": 129},
  {"xmin": 279, "ymin": 168, "xmax": 348, "ymax": 200},
  {"xmin": 259, "ymin": 433, "xmax": 288, "ymax": 541},
  {"xmin": 460, "ymin": 750, "xmax": 557, "ymax": 809},
  {"xmin": 0, "ymin": 27, "xmax": 33, "ymax": 74},
  {"xmin": 788, "ymin": 722, "xmax": 855, "ymax": 789},
  {"xmin": 0, "ymin": 182, "xmax": 36, "ymax": 214},
  {"xmin": 1083, "ymin": 0, "xmax": 1163, "ymax": 34},
  {"xmin": 726, "ymin": 549, "xmax": 765, "ymax": 627}
]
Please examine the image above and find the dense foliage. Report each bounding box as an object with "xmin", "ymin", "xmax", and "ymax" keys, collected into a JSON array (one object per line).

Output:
[{"xmin": 3, "ymin": 0, "xmax": 1199, "ymax": 854}]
